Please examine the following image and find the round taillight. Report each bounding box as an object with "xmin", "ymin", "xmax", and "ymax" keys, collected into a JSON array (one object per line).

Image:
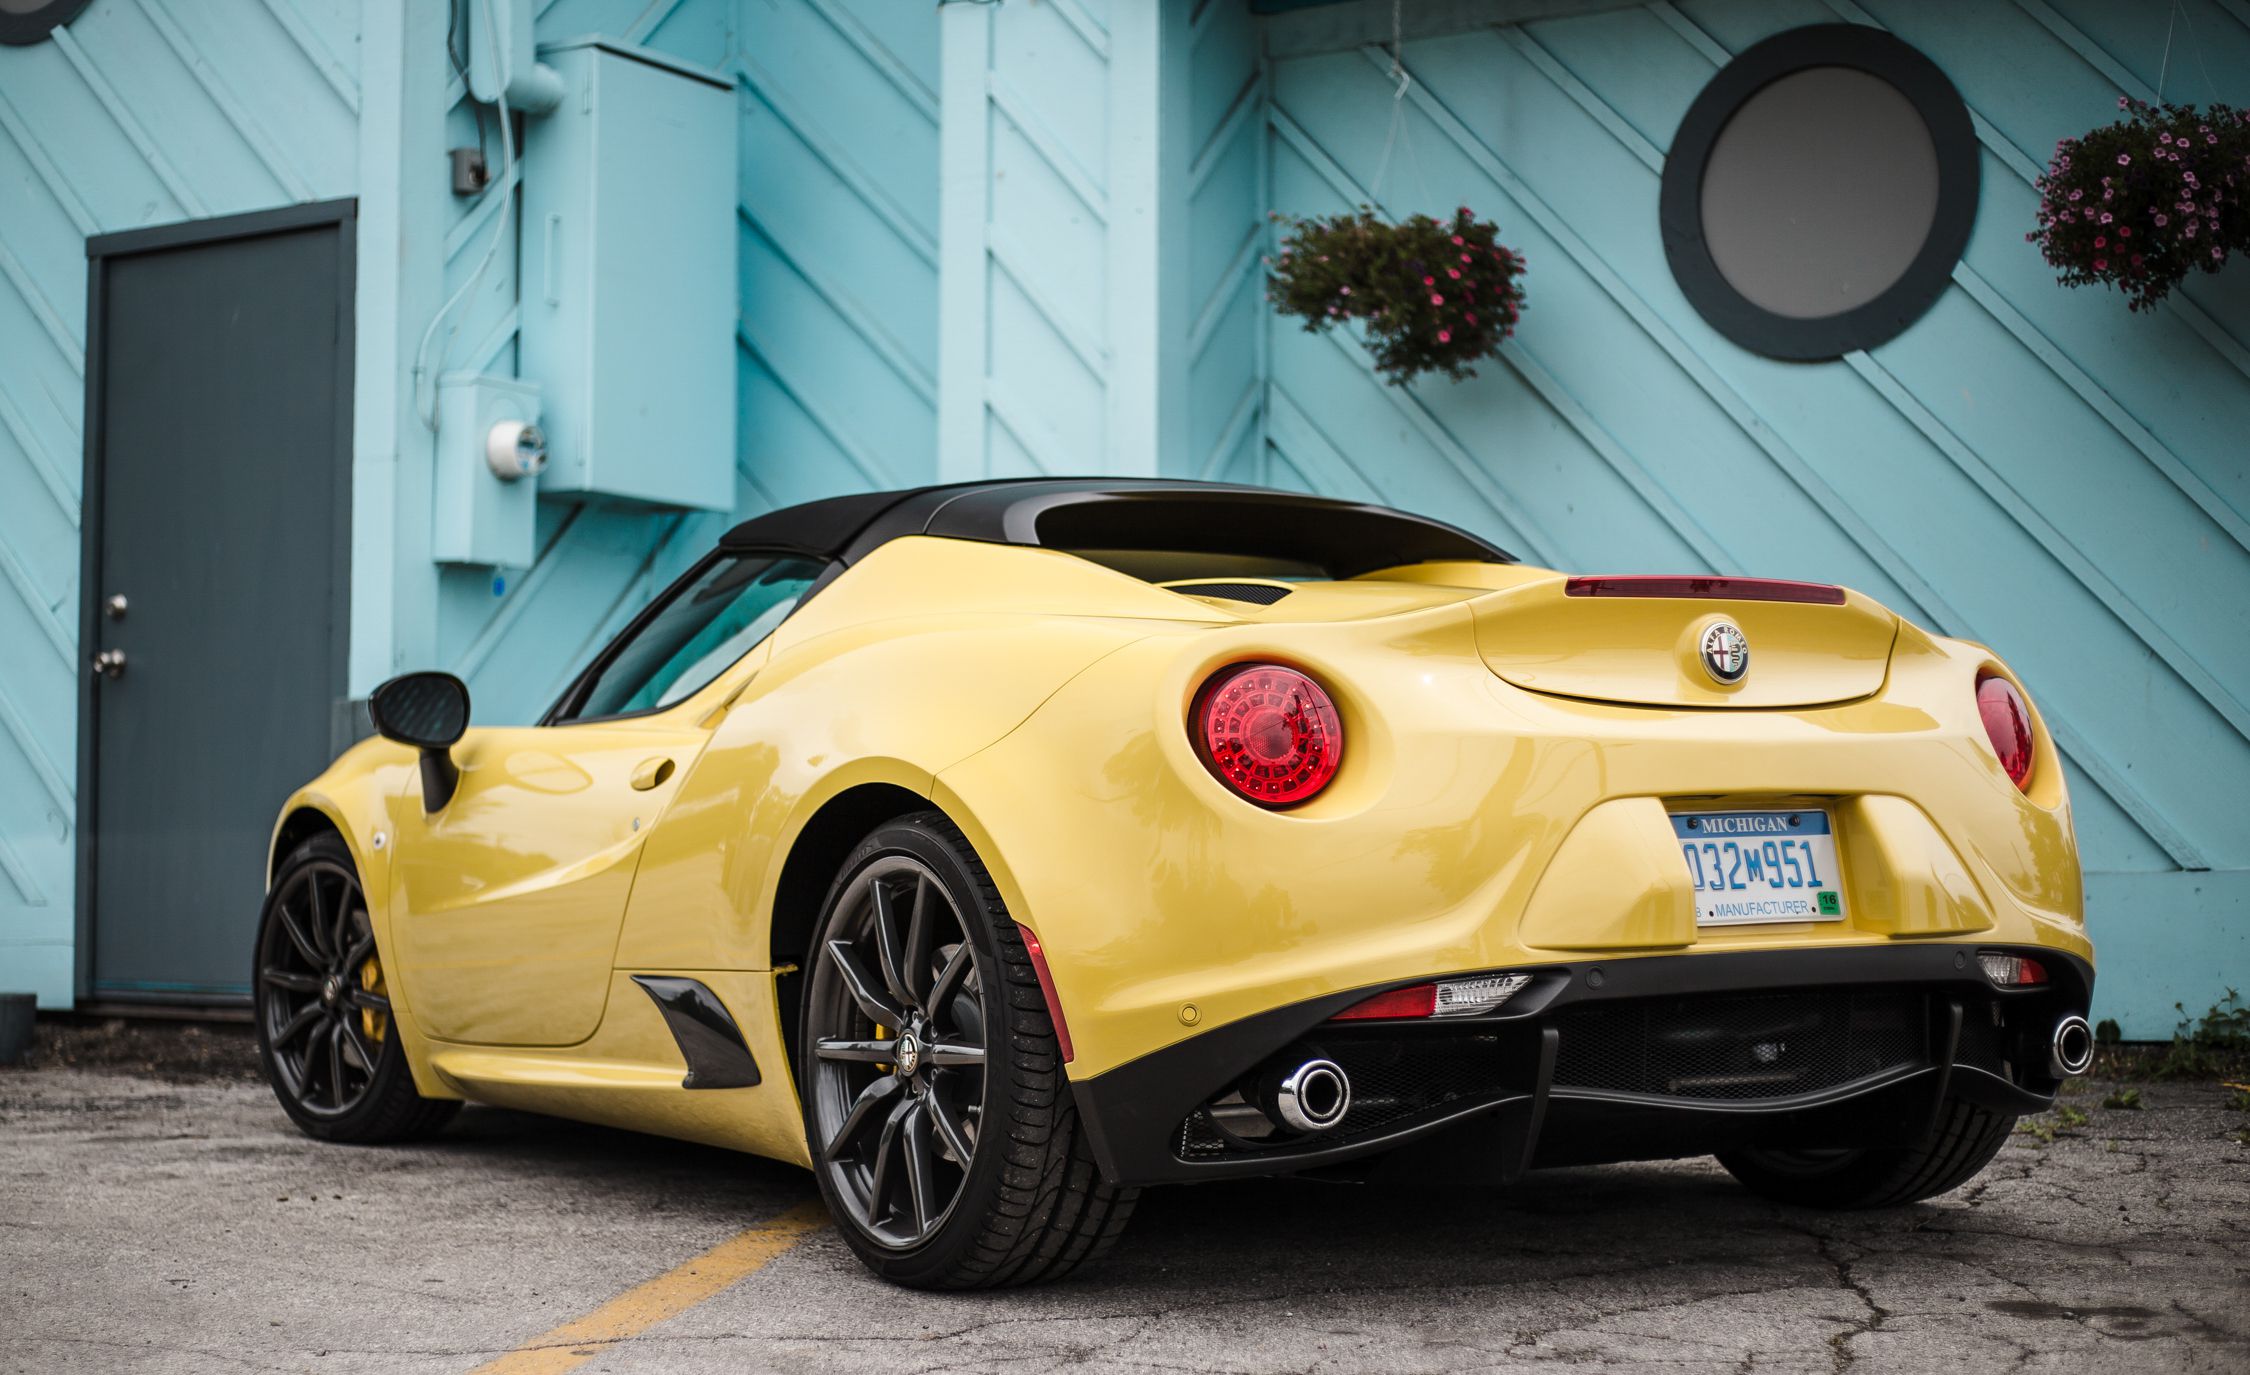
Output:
[
  {"xmin": 1976, "ymin": 672, "xmax": 2034, "ymax": 791},
  {"xmin": 1193, "ymin": 664, "xmax": 1343, "ymax": 808}
]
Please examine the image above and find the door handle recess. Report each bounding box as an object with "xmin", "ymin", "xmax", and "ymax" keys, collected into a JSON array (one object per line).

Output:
[
  {"xmin": 630, "ymin": 757, "xmax": 675, "ymax": 791},
  {"xmin": 91, "ymin": 649, "xmax": 127, "ymax": 680}
]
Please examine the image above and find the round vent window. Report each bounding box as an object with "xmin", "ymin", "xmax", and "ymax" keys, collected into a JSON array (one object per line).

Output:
[
  {"xmin": 1661, "ymin": 26, "xmax": 1978, "ymax": 361},
  {"xmin": 0, "ymin": 0, "xmax": 93, "ymax": 46}
]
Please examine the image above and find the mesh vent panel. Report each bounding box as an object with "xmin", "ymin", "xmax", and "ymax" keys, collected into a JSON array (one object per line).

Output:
[{"xmin": 1551, "ymin": 989, "xmax": 1927, "ymax": 1100}]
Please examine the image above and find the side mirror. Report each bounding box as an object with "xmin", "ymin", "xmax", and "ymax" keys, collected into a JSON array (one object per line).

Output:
[{"xmin": 369, "ymin": 672, "xmax": 470, "ymax": 810}]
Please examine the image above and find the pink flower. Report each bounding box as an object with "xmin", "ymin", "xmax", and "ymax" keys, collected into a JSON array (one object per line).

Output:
[
  {"xmin": 2216, "ymin": 246, "xmax": 2226, "ymax": 260},
  {"xmin": 1447, "ymin": 268, "xmax": 1460, "ymax": 279},
  {"xmin": 1339, "ymin": 285, "xmax": 1352, "ymax": 295},
  {"xmin": 2118, "ymin": 153, "xmax": 2131, "ymax": 165},
  {"xmin": 2120, "ymin": 226, "xmax": 2132, "ymax": 238},
  {"xmin": 1460, "ymin": 253, "xmax": 1472, "ymax": 263},
  {"xmin": 2100, "ymin": 212, "xmax": 2112, "ymax": 223},
  {"xmin": 1450, "ymin": 235, "xmax": 1465, "ymax": 245},
  {"xmin": 1436, "ymin": 329, "xmax": 1452, "ymax": 343},
  {"xmin": 1466, "ymin": 313, "xmax": 1477, "ymax": 324},
  {"xmin": 1430, "ymin": 293, "xmax": 1444, "ymax": 305},
  {"xmin": 2154, "ymin": 212, "xmax": 2169, "ymax": 226},
  {"xmin": 1423, "ymin": 276, "xmax": 1436, "ymax": 286},
  {"xmin": 2094, "ymin": 236, "xmax": 2106, "ymax": 248},
  {"xmin": 2093, "ymin": 257, "xmax": 2108, "ymax": 270}
]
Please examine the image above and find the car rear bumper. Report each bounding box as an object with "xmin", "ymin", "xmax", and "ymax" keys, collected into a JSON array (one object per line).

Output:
[{"xmin": 1070, "ymin": 944, "xmax": 2090, "ymax": 1187}]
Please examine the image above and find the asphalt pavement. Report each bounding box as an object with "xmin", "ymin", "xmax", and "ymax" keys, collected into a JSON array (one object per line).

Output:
[{"xmin": 2, "ymin": 1028, "xmax": 2246, "ymax": 1374}]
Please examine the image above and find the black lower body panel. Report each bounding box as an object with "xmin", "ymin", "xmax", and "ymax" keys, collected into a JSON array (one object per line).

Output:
[{"xmin": 1070, "ymin": 944, "xmax": 2090, "ymax": 1186}]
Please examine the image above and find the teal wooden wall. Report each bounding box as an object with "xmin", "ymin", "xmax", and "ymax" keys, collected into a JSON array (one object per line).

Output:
[
  {"xmin": 1259, "ymin": 0, "xmax": 2250, "ymax": 1035},
  {"xmin": 0, "ymin": 0, "xmax": 362, "ymax": 1005},
  {"xmin": 437, "ymin": 0, "xmax": 943, "ymax": 725}
]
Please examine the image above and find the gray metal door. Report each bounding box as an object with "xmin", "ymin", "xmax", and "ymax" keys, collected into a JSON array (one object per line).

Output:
[{"xmin": 81, "ymin": 203, "xmax": 354, "ymax": 1003}]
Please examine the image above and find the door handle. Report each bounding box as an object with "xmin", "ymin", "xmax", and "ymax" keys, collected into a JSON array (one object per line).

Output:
[
  {"xmin": 91, "ymin": 649, "xmax": 127, "ymax": 680},
  {"xmin": 630, "ymin": 757, "xmax": 676, "ymax": 791}
]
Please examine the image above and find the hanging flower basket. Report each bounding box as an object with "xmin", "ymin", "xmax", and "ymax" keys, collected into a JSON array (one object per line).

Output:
[
  {"xmin": 2028, "ymin": 98, "xmax": 2250, "ymax": 312},
  {"xmin": 1265, "ymin": 206, "xmax": 1526, "ymax": 386}
]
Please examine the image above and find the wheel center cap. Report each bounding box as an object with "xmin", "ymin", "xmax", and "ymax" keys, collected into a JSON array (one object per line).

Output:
[
  {"xmin": 321, "ymin": 976, "xmax": 342, "ymax": 1007},
  {"xmin": 895, "ymin": 1031, "xmax": 922, "ymax": 1077}
]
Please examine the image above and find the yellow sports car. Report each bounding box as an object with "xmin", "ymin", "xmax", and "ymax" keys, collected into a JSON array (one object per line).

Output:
[{"xmin": 257, "ymin": 479, "xmax": 2093, "ymax": 1288}]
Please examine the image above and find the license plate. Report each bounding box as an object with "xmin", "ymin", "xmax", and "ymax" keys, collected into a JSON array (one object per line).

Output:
[{"xmin": 1671, "ymin": 810, "xmax": 1845, "ymax": 925}]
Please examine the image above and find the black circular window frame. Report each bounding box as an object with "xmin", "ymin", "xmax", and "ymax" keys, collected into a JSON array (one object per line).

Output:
[
  {"xmin": 0, "ymin": 0, "xmax": 93, "ymax": 46},
  {"xmin": 1661, "ymin": 25, "xmax": 1979, "ymax": 362}
]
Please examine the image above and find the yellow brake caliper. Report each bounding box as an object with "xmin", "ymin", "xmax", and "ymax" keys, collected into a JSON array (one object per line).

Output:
[{"xmin": 359, "ymin": 955, "xmax": 389, "ymax": 1043}]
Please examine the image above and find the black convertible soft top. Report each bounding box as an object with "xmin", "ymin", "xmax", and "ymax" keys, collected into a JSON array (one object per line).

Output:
[{"xmin": 716, "ymin": 479, "xmax": 1513, "ymax": 580}]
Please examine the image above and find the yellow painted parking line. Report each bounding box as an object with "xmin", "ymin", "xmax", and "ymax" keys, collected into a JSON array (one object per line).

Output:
[{"xmin": 469, "ymin": 1201, "xmax": 828, "ymax": 1375}]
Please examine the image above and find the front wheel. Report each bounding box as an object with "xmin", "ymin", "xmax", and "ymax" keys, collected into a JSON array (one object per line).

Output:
[
  {"xmin": 1717, "ymin": 1095, "xmax": 2014, "ymax": 1209},
  {"xmin": 799, "ymin": 812, "xmax": 1137, "ymax": 1288},
  {"xmin": 254, "ymin": 834, "xmax": 458, "ymax": 1143}
]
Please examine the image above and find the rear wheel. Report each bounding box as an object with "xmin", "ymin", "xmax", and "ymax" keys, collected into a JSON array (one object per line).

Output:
[
  {"xmin": 254, "ymin": 834, "xmax": 457, "ymax": 1143},
  {"xmin": 799, "ymin": 812, "xmax": 1137, "ymax": 1288},
  {"xmin": 1717, "ymin": 1095, "xmax": 2013, "ymax": 1208}
]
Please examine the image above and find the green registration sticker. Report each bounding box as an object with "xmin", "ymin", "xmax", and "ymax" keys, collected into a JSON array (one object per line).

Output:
[{"xmin": 1816, "ymin": 891, "xmax": 1842, "ymax": 916}]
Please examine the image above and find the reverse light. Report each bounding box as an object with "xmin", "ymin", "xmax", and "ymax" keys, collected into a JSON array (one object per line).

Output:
[
  {"xmin": 1975, "ymin": 671, "xmax": 2036, "ymax": 791},
  {"xmin": 1193, "ymin": 663, "xmax": 1342, "ymax": 808},
  {"xmin": 1978, "ymin": 951, "xmax": 2050, "ymax": 987},
  {"xmin": 1331, "ymin": 974, "xmax": 1532, "ymax": 1021}
]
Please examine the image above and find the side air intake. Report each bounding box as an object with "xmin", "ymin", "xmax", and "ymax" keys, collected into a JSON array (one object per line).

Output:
[{"xmin": 1169, "ymin": 581, "xmax": 1292, "ymax": 606}]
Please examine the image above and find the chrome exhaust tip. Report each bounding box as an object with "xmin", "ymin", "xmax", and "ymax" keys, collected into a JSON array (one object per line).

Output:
[
  {"xmin": 2050, "ymin": 1013, "xmax": 2095, "ymax": 1078},
  {"xmin": 1274, "ymin": 1058, "xmax": 1351, "ymax": 1133}
]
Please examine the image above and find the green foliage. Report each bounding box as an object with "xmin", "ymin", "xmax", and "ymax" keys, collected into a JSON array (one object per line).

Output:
[
  {"xmin": 2154, "ymin": 989, "xmax": 2250, "ymax": 1080},
  {"xmin": 2029, "ymin": 99, "xmax": 2250, "ymax": 312},
  {"xmin": 1266, "ymin": 206, "xmax": 1526, "ymax": 386},
  {"xmin": 2054, "ymin": 1103, "xmax": 2090, "ymax": 1129},
  {"xmin": 2101, "ymin": 1087, "xmax": 2142, "ymax": 1110}
]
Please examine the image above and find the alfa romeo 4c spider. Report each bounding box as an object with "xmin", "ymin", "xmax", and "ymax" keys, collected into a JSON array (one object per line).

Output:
[{"xmin": 257, "ymin": 479, "xmax": 2093, "ymax": 1289}]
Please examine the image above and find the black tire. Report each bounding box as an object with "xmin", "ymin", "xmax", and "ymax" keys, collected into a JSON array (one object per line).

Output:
[
  {"xmin": 1717, "ymin": 1095, "xmax": 2014, "ymax": 1208},
  {"xmin": 798, "ymin": 811, "xmax": 1138, "ymax": 1289},
  {"xmin": 254, "ymin": 834, "xmax": 459, "ymax": 1144}
]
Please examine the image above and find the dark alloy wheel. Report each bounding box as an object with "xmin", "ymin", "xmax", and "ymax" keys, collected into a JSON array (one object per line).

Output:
[
  {"xmin": 799, "ymin": 813, "xmax": 1138, "ymax": 1288},
  {"xmin": 254, "ymin": 834, "xmax": 458, "ymax": 1143},
  {"xmin": 807, "ymin": 852, "xmax": 988, "ymax": 1249}
]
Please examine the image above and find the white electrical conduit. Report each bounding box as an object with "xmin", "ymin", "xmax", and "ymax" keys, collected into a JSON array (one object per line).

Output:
[{"xmin": 413, "ymin": 0, "xmax": 518, "ymax": 433}]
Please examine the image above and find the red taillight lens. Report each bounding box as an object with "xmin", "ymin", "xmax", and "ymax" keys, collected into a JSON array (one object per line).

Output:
[
  {"xmin": 1331, "ymin": 984, "xmax": 1437, "ymax": 1020},
  {"xmin": 1975, "ymin": 672, "xmax": 2035, "ymax": 790},
  {"xmin": 1193, "ymin": 663, "xmax": 1342, "ymax": 808}
]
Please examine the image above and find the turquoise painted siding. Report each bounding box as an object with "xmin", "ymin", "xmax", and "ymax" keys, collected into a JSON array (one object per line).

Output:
[
  {"xmin": 0, "ymin": 0, "xmax": 361, "ymax": 1005},
  {"xmin": 1261, "ymin": 0, "xmax": 2250, "ymax": 1035},
  {"xmin": 431, "ymin": 0, "xmax": 944, "ymax": 725},
  {"xmin": 1184, "ymin": 0, "xmax": 1266, "ymax": 482}
]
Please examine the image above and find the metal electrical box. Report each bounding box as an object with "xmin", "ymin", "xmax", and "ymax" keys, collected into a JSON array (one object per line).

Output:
[
  {"xmin": 434, "ymin": 373, "xmax": 543, "ymax": 567},
  {"xmin": 521, "ymin": 39, "xmax": 736, "ymax": 511}
]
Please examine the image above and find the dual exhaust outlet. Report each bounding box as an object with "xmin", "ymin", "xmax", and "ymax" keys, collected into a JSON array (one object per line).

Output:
[
  {"xmin": 2050, "ymin": 1013, "xmax": 2094, "ymax": 1078},
  {"xmin": 1253, "ymin": 1014, "xmax": 2090, "ymax": 1138}
]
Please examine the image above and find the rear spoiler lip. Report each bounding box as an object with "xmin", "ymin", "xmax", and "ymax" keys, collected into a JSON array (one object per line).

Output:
[{"xmin": 1564, "ymin": 575, "xmax": 1848, "ymax": 606}]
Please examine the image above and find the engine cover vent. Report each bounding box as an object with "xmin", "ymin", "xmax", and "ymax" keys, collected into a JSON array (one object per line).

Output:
[{"xmin": 1169, "ymin": 581, "xmax": 1292, "ymax": 606}]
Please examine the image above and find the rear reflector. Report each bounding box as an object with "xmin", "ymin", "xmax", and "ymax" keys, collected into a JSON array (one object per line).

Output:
[
  {"xmin": 1015, "ymin": 924, "xmax": 1074, "ymax": 1063},
  {"xmin": 1332, "ymin": 973, "xmax": 1532, "ymax": 1021},
  {"xmin": 1565, "ymin": 575, "xmax": 1847, "ymax": 605},
  {"xmin": 1331, "ymin": 984, "xmax": 1436, "ymax": 1020},
  {"xmin": 1977, "ymin": 951, "xmax": 2049, "ymax": 987}
]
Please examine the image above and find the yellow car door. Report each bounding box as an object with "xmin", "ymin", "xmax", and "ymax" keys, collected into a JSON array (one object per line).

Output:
[
  {"xmin": 385, "ymin": 721, "xmax": 708, "ymax": 1046},
  {"xmin": 381, "ymin": 551, "xmax": 830, "ymax": 1047}
]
